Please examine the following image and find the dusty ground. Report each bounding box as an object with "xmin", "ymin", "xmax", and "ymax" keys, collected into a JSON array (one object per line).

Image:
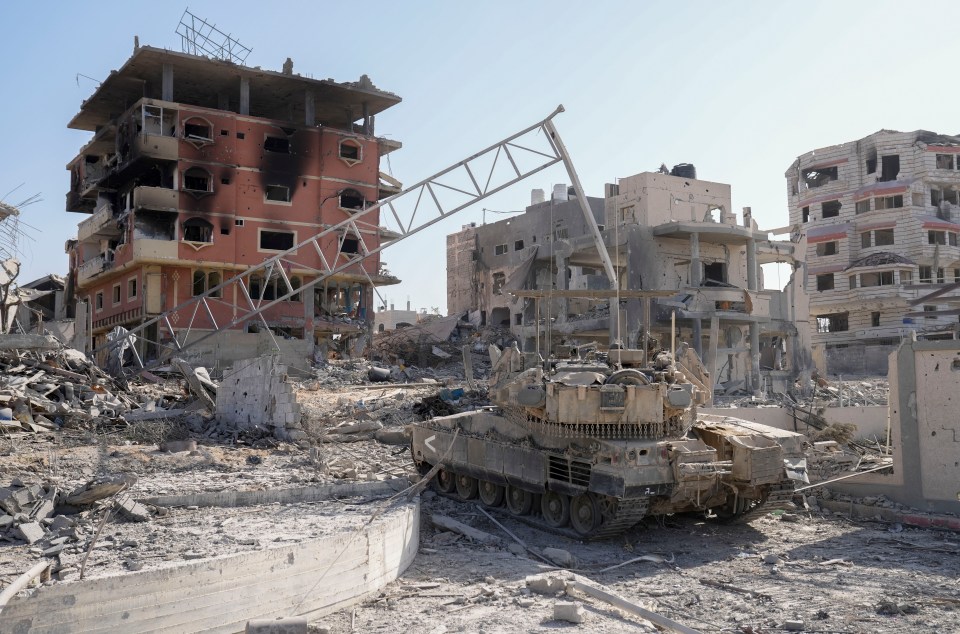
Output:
[
  {"xmin": 2, "ymin": 375, "xmax": 957, "ymax": 634},
  {"xmin": 325, "ymin": 492, "xmax": 960, "ymax": 634}
]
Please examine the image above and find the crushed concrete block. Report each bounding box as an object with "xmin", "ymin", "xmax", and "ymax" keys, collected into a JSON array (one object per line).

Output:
[
  {"xmin": 0, "ymin": 514, "xmax": 13, "ymax": 530},
  {"xmin": 50, "ymin": 515, "xmax": 75, "ymax": 531},
  {"xmin": 15, "ymin": 521, "xmax": 46, "ymax": 544},
  {"xmin": 784, "ymin": 620, "xmax": 805, "ymax": 631},
  {"xmin": 31, "ymin": 498, "xmax": 56, "ymax": 522},
  {"xmin": 543, "ymin": 547, "xmax": 574, "ymax": 568},
  {"xmin": 115, "ymin": 497, "xmax": 152, "ymax": 522},
  {"xmin": 42, "ymin": 543, "xmax": 66, "ymax": 557},
  {"xmin": 554, "ymin": 601, "xmax": 586, "ymax": 624},
  {"xmin": 526, "ymin": 574, "xmax": 566, "ymax": 595},
  {"xmin": 245, "ymin": 617, "xmax": 308, "ymax": 634}
]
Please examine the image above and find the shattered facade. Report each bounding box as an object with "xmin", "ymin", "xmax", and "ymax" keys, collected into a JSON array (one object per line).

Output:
[
  {"xmin": 786, "ymin": 130, "xmax": 960, "ymax": 375},
  {"xmin": 447, "ymin": 172, "xmax": 811, "ymax": 396},
  {"xmin": 64, "ymin": 45, "xmax": 402, "ymax": 367}
]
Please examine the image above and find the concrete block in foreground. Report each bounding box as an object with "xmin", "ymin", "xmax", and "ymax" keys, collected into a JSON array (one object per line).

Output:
[{"xmin": 246, "ymin": 617, "xmax": 308, "ymax": 633}]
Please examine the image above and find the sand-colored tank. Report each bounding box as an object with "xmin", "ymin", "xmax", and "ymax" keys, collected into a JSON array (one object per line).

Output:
[{"xmin": 411, "ymin": 344, "xmax": 808, "ymax": 539}]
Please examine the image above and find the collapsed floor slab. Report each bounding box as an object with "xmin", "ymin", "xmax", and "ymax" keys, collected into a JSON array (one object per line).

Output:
[{"xmin": 0, "ymin": 480, "xmax": 419, "ymax": 633}]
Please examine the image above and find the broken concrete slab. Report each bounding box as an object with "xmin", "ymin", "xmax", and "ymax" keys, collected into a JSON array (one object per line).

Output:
[
  {"xmin": 66, "ymin": 474, "xmax": 137, "ymax": 506},
  {"xmin": 0, "ymin": 334, "xmax": 62, "ymax": 351},
  {"xmin": 526, "ymin": 574, "xmax": 567, "ymax": 595},
  {"xmin": 15, "ymin": 521, "xmax": 46, "ymax": 544},
  {"xmin": 115, "ymin": 497, "xmax": 152, "ymax": 522},
  {"xmin": 429, "ymin": 514, "xmax": 500, "ymax": 545},
  {"xmin": 159, "ymin": 439, "xmax": 197, "ymax": 453}
]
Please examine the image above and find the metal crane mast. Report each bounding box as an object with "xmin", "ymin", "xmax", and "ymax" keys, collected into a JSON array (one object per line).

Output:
[{"xmin": 97, "ymin": 105, "xmax": 607, "ymax": 369}]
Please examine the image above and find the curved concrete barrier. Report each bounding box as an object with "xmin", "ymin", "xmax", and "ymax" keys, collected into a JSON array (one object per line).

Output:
[{"xmin": 0, "ymin": 483, "xmax": 419, "ymax": 633}]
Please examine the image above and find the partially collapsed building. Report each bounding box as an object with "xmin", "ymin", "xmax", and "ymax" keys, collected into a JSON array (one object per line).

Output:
[
  {"xmin": 786, "ymin": 130, "xmax": 960, "ymax": 375},
  {"xmin": 447, "ymin": 170, "xmax": 812, "ymax": 397},
  {"xmin": 63, "ymin": 44, "xmax": 402, "ymax": 367}
]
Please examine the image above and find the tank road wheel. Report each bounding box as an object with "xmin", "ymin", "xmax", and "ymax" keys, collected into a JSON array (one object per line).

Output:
[
  {"xmin": 505, "ymin": 485, "xmax": 535, "ymax": 516},
  {"xmin": 455, "ymin": 474, "xmax": 479, "ymax": 500},
  {"xmin": 540, "ymin": 491, "xmax": 571, "ymax": 528},
  {"xmin": 434, "ymin": 469, "xmax": 457, "ymax": 494},
  {"xmin": 570, "ymin": 493, "xmax": 602, "ymax": 537},
  {"xmin": 478, "ymin": 480, "xmax": 505, "ymax": 507}
]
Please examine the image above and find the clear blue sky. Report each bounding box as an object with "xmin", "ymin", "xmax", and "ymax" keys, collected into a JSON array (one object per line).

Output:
[{"xmin": 2, "ymin": 1, "xmax": 958, "ymax": 312}]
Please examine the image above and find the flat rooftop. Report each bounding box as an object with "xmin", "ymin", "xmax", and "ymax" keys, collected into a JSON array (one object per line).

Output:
[{"xmin": 70, "ymin": 46, "xmax": 401, "ymax": 131}]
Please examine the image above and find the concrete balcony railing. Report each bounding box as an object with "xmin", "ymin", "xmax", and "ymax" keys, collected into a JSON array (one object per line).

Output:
[
  {"xmin": 687, "ymin": 287, "xmax": 771, "ymax": 319},
  {"xmin": 77, "ymin": 205, "xmax": 121, "ymax": 243},
  {"xmin": 133, "ymin": 186, "xmax": 178, "ymax": 212},
  {"xmin": 132, "ymin": 239, "xmax": 178, "ymax": 262},
  {"xmin": 77, "ymin": 254, "xmax": 109, "ymax": 286}
]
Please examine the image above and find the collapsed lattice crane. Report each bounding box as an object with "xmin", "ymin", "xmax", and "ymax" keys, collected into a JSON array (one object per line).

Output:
[{"xmin": 97, "ymin": 106, "xmax": 613, "ymax": 370}]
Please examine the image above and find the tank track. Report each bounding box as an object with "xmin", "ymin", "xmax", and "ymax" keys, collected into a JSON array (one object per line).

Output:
[
  {"xmin": 730, "ymin": 481, "xmax": 798, "ymax": 524},
  {"xmin": 434, "ymin": 486, "xmax": 650, "ymax": 541}
]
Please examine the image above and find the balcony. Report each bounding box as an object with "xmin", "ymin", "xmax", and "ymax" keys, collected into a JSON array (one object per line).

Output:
[
  {"xmin": 132, "ymin": 239, "xmax": 178, "ymax": 262},
  {"xmin": 77, "ymin": 254, "xmax": 110, "ymax": 286},
  {"xmin": 133, "ymin": 186, "xmax": 178, "ymax": 212},
  {"xmin": 77, "ymin": 204, "xmax": 122, "ymax": 243}
]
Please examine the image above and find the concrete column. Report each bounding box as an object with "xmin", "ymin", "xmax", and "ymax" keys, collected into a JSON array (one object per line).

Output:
[
  {"xmin": 162, "ymin": 64, "xmax": 174, "ymax": 101},
  {"xmin": 240, "ymin": 77, "xmax": 250, "ymax": 115},
  {"xmin": 305, "ymin": 90, "xmax": 315, "ymax": 126},
  {"xmin": 689, "ymin": 232, "xmax": 701, "ymax": 287},
  {"xmin": 689, "ymin": 232, "xmax": 702, "ymax": 357},
  {"xmin": 555, "ymin": 255, "xmax": 568, "ymax": 323},
  {"xmin": 303, "ymin": 281, "xmax": 314, "ymax": 342},
  {"xmin": 746, "ymin": 237, "xmax": 761, "ymax": 393}
]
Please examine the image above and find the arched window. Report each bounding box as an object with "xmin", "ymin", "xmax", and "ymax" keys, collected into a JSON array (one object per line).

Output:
[
  {"xmin": 339, "ymin": 188, "xmax": 364, "ymax": 211},
  {"xmin": 183, "ymin": 217, "xmax": 213, "ymax": 243},
  {"xmin": 207, "ymin": 271, "xmax": 222, "ymax": 298},
  {"xmin": 192, "ymin": 270, "xmax": 206, "ymax": 296},
  {"xmin": 183, "ymin": 167, "xmax": 212, "ymax": 193}
]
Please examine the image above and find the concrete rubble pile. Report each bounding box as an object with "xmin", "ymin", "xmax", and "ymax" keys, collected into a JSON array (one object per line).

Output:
[
  {"xmin": 0, "ymin": 473, "xmax": 152, "ymax": 575},
  {"xmin": 0, "ymin": 338, "xmax": 218, "ymax": 438}
]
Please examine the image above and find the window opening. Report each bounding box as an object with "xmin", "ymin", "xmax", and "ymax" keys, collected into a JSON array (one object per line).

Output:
[
  {"xmin": 816, "ymin": 313, "xmax": 848, "ymax": 333},
  {"xmin": 339, "ymin": 189, "xmax": 364, "ymax": 210},
  {"xmin": 879, "ymin": 155, "xmax": 900, "ymax": 182},
  {"xmin": 876, "ymin": 229, "xmax": 894, "ymax": 246},
  {"xmin": 340, "ymin": 235, "xmax": 360, "ymax": 254},
  {"xmin": 192, "ymin": 270, "xmax": 206, "ymax": 296},
  {"xmin": 801, "ymin": 206, "xmax": 810, "ymax": 222},
  {"xmin": 208, "ymin": 271, "xmax": 222, "ymax": 298},
  {"xmin": 822, "ymin": 200, "xmax": 841, "ymax": 218},
  {"xmin": 929, "ymin": 230, "xmax": 946, "ymax": 245},
  {"xmin": 924, "ymin": 305, "xmax": 938, "ymax": 319},
  {"xmin": 265, "ymin": 184, "xmax": 291, "ymax": 202},
  {"xmin": 112, "ymin": 284, "xmax": 121, "ymax": 304},
  {"xmin": 871, "ymin": 312, "xmax": 880, "ymax": 327},
  {"xmin": 183, "ymin": 218, "xmax": 213, "ymax": 243},
  {"xmin": 495, "ymin": 244, "xmax": 508, "ymax": 256},
  {"xmin": 514, "ymin": 240, "xmax": 524, "ymax": 250},
  {"xmin": 855, "ymin": 199, "xmax": 871, "ymax": 214},
  {"xmin": 866, "ymin": 150, "xmax": 877, "ymax": 174},
  {"xmin": 260, "ymin": 230, "xmax": 294, "ymax": 251},
  {"xmin": 183, "ymin": 120, "xmax": 212, "ymax": 141},
  {"xmin": 803, "ymin": 166, "xmax": 838, "ymax": 189},
  {"xmin": 183, "ymin": 167, "xmax": 211, "ymax": 192},
  {"xmin": 95, "ymin": 292, "xmax": 103, "ymax": 310},
  {"xmin": 128, "ymin": 278, "xmax": 138, "ymax": 299},
  {"xmin": 875, "ymin": 195, "xmax": 903, "ymax": 210},
  {"xmin": 936, "ymin": 154, "xmax": 955, "ymax": 170},
  {"xmin": 861, "ymin": 232, "xmax": 871, "ymax": 248},
  {"xmin": 861, "ymin": 271, "xmax": 894, "ymax": 287},
  {"xmin": 264, "ymin": 136, "xmax": 290, "ymax": 153},
  {"xmin": 816, "ymin": 241, "xmax": 838, "ymax": 256},
  {"xmin": 492, "ymin": 272, "xmax": 506, "ymax": 295},
  {"xmin": 816, "ymin": 273, "xmax": 834, "ymax": 291}
]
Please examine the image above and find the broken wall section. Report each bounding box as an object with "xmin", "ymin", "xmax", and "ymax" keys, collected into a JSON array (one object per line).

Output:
[{"xmin": 215, "ymin": 355, "xmax": 304, "ymax": 441}]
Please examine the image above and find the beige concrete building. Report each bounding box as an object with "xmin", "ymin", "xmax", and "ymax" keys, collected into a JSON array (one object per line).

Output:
[
  {"xmin": 447, "ymin": 170, "xmax": 812, "ymax": 396},
  {"xmin": 786, "ymin": 130, "xmax": 960, "ymax": 375}
]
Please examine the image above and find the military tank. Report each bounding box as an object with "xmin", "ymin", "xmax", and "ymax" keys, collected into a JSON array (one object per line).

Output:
[{"xmin": 410, "ymin": 342, "xmax": 808, "ymax": 539}]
